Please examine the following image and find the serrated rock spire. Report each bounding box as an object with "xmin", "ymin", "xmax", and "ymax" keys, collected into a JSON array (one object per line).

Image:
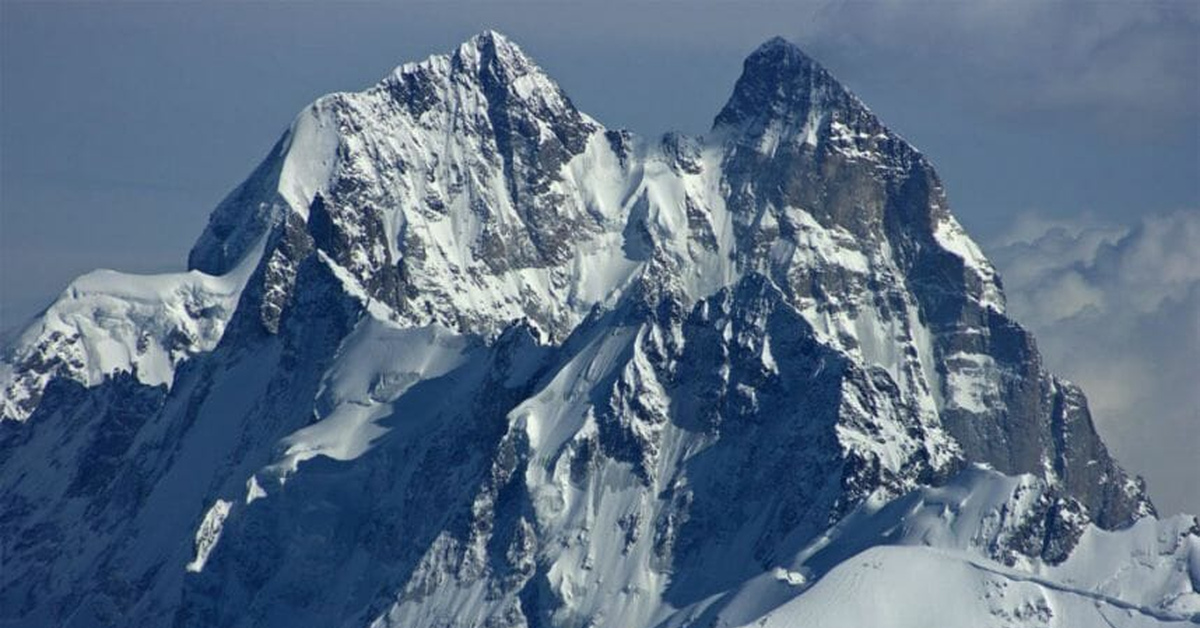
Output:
[{"xmin": 713, "ymin": 36, "xmax": 876, "ymax": 147}]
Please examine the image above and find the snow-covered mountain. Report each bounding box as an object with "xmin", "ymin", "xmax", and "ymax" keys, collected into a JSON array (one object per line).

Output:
[{"xmin": 1, "ymin": 32, "xmax": 1194, "ymax": 628}]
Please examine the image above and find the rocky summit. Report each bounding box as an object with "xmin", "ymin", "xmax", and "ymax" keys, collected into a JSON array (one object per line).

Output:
[{"xmin": 2, "ymin": 32, "xmax": 1196, "ymax": 628}]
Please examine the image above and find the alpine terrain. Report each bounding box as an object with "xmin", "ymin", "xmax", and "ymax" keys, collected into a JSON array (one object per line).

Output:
[{"xmin": 2, "ymin": 32, "xmax": 1197, "ymax": 628}]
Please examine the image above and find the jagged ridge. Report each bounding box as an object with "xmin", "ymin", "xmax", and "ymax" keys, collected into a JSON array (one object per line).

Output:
[{"xmin": 0, "ymin": 32, "xmax": 1177, "ymax": 628}]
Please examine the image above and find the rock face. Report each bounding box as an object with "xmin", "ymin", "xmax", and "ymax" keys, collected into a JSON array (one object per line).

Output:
[{"xmin": 1, "ymin": 32, "xmax": 1186, "ymax": 628}]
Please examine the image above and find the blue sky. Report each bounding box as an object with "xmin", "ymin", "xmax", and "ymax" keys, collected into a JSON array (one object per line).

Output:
[{"xmin": 1, "ymin": 2, "xmax": 1197, "ymax": 512}]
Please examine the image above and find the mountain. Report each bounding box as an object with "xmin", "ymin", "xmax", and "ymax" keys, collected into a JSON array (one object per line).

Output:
[{"xmin": 1, "ymin": 32, "xmax": 1195, "ymax": 628}]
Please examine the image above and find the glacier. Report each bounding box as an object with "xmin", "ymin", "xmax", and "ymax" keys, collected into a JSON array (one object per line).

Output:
[{"xmin": 0, "ymin": 31, "xmax": 1194, "ymax": 628}]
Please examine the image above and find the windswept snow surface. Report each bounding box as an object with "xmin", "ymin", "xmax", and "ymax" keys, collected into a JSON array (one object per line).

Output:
[
  {"xmin": 267, "ymin": 319, "xmax": 477, "ymax": 479},
  {"xmin": 711, "ymin": 468, "xmax": 1200, "ymax": 628}
]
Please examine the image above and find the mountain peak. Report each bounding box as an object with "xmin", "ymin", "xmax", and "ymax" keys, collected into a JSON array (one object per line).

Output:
[
  {"xmin": 450, "ymin": 29, "xmax": 543, "ymax": 82},
  {"xmin": 713, "ymin": 35, "xmax": 868, "ymax": 137},
  {"xmin": 471, "ymin": 29, "xmax": 518, "ymax": 50},
  {"xmin": 1, "ymin": 32, "xmax": 1170, "ymax": 628},
  {"xmin": 456, "ymin": 30, "xmax": 526, "ymax": 64},
  {"xmin": 383, "ymin": 31, "xmax": 553, "ymax": 101},
  {"xmin": 749, "ymin": 35, "xmax": 813, "ymax": 64}
]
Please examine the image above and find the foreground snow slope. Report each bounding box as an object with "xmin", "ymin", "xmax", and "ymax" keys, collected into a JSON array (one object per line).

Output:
[
  {"xmin": 1, "ymin": 32, "xmax": 1191, "ymax": 628},
  {"xmin": 688, "ymin": 467, "xmax": 1200, "ymax": 627}
]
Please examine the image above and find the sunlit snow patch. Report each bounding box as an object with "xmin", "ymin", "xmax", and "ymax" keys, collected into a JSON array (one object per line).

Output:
[
  {"xmin": 186, "ymin": 499, "xmax": 232, "ymax": 573},
  {"xmin": 933, "ymin": 214, "xmax": 1005, "ymax": 311}
]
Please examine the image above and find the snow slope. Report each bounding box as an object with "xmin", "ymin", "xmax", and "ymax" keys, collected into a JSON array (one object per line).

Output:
[
  {"xmin": 0, "ymin": 245, "xmax": 259, "ymax": 421},
  {"xmin": 683, "ymin": 467, "xmax": 1199, "ymax": 627}
]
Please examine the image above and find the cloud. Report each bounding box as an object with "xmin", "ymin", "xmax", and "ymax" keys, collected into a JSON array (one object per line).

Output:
[
  {"xmin": 987, "ymin": 210, "xmax": 1200, "ymax": 516},
  {"xmin": 794, "ymin": 0, "xmax": 1200, "ymax": 135}
]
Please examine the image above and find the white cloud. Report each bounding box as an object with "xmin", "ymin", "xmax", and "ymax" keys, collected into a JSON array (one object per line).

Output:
[{"xmin": 987, "ymin": 210, "xmax": 1200, "ymax": 516}]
